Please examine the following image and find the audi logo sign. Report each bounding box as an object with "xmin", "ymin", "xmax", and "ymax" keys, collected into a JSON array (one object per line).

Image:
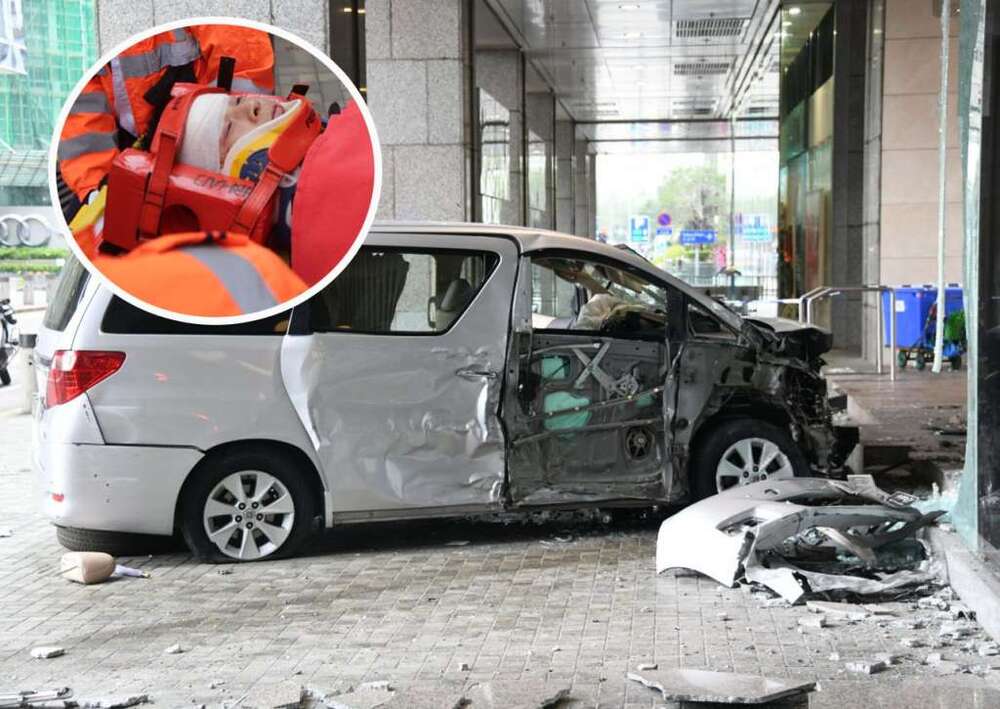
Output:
[{"xmin": 0, "ymin": 214, "xmax": 53, "ymax": 247}]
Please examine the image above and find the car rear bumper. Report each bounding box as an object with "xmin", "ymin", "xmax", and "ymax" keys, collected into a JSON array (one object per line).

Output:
[{"xmin": 37, "ymin": 442, "xmax": 203, "ymax": 535}]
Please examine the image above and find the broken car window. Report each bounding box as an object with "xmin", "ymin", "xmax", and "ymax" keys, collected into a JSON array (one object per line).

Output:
[
  {"xmin": 309, "ymin": 247, "xmax": 499, "ymax": 334},
  {"xmin": 688, "ymin": 301, "xmax": 738, "ymax": 342},
  {"xmin": 531, "ymin": 256, "xmax": 668, "ymax": 337}
]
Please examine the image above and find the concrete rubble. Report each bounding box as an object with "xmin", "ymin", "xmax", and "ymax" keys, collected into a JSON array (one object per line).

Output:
[
  {"xmin": 656, "ymin": 476, "xmax": 946, "ymax": 603},
  {"xmin": 29, "ymin": 646, "xmax": 65, "ymax": 659},
  {"xmin": 293, "ymin": 680, "xmax": 572, "ymax": 708},
  {"xmin": 626, "ymin": 668, "xmax": 816, "ymax": 704},
  {"xmin": 0, "ymin": 688, "xmax": 148, "ymax": 708}
]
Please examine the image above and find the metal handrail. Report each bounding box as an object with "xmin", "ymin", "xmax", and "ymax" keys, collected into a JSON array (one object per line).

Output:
[{"xmin": 803, "ymin": 284, "xmax": 897, "ymax": 381}]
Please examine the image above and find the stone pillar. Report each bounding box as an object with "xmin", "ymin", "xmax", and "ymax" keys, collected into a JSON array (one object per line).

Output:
[
  {"xmin": 96, "ymin": 1, "xmax": 328, "ymax": 54},
  {"xmin": 829, "ymin": 0, "xmax": 869, "ymax": 354},
  {"xmin": 365, "ymin": 0, "xmax": 468, "ymax": 222},
  {"xmin": 554, "ymin": 119, "xmax": 574, "ymax": 234},
  {"xmin": 862, "ymin": 1, "xmax": 887, "ymax": 362},
  {"xmin": 573, "ymin": 137, "xmax": 594, "ymax": 239}
]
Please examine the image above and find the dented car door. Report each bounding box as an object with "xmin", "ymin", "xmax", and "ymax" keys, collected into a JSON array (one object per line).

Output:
[{"xmin": 281, "ymin": 233, "xmax": 519, "ymax": 515}]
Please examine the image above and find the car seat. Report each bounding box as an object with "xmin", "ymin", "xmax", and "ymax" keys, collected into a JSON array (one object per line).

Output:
[{"xmin": 437, "ymin": 278, "xmax": 474, "ymax": 329}]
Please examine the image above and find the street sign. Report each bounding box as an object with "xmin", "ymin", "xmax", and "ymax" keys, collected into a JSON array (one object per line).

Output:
[
  {"xmin": 740, "ymin": 226, "xmax": 772, "ymax": 241},
  {"xmin": 629, "ymin": 215, "xmax": 650, "ymax": 243},
  {"xmin": 657, "ymin": 211, "xmax": 671, "ymax": 227},
  {"xmin": 736, "ymin": 214, "xmax": 773, "ymax": 241},
  {"xmin": 679, "ymin": 229, "xmax": 717, "ymax": 246},
  {"xmin": 655, "ymin": 225, "xmax": 672, "ymax": 237}
]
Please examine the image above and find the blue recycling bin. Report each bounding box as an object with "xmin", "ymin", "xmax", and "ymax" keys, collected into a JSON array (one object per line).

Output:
[{"xmin": 881, "ymin": 284, "xmax": 964, "ymax": 348}]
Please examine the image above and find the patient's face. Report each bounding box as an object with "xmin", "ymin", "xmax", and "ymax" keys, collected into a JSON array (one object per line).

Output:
[{"xmin": 220, "ymin": 95, "xmax": 286, "ymax": 159}]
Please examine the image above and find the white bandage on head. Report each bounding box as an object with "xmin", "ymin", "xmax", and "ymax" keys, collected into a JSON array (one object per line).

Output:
[{"xmin": 178, "ymin": 93, "xmax": 230, "ymax": 171}]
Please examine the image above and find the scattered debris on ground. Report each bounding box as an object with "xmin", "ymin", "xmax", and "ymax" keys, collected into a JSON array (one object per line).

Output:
[
  {"xmin": 656, "ymin": 476, "xmax": 945, "ymax": 603},
  {"xmin": 60, "ymin": 552, "xmax": 149, "ymax": 585},
  {"xmin": 626, "ymin": 668, "xmax": 815, "ymax": 705},
  {"xmin": 29, "ymin": 646, "xmax": 65, "ymax": 659},
  {"xmin": 292, "ymin": 680, "xmax": 572, "ymax": 708},
  {"xmin": 0, "ymin": 688, "xmax": 147, "ymax": 708},
  {"xmin": 0, "ymin": 528, "xmax": 12, "ymax": 537},
  {"xmin": 162, "ymin": 644, "xmax": 184, "ymax": 655},
  {"xmin": 844, "ymin": 660, "xmax": 887, "ymax": 675}
]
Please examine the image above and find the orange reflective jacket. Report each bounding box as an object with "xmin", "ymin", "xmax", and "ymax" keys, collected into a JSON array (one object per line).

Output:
[
  {"xmin": 92, "ymin": 231, "xmax": 306, "ymax": 318},
  {"xmin": 59, "ymin": 26, "xmax": 275, "ymax": 200}
]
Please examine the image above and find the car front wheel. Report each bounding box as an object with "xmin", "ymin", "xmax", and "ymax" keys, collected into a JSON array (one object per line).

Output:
[
  {"xmin": 690, "ymin": 418, "xmax": 809, "ymax": 499},
  {"xmin": 180, "ymin": 448, "xmax": 314, "ymax": 562}
]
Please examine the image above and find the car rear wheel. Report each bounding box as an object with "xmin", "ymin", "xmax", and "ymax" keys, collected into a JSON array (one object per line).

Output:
[
  {"xmin": 0, "ymin": 368, "xmax": 10, "ymax": 386},
  {"xmin": 56, "ymin": 526, "xmax": 177, "ymax": 556},
  {"xmin": 691, "ymin": 419, "xmax": 809, "ymax": 499},
  {"xmin": 180, "ymin": 448, "xmax": 314, "ymax": 562}
]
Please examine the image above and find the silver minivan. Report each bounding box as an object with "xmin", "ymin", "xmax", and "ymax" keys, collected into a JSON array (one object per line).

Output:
[{"xmin": 34, "ymin": 223, "xmax": 856, "ymax": 562}]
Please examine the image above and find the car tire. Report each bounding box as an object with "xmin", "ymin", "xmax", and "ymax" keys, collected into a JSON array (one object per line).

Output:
[
  {"xmin": 0, "ymin": 368, "xmax": 10, "ymax": 386},
  {"xmin": 56, "ymin": 525, "xmax": 177, "ymax": 556},
  {"xmin": 690, "ymin": 418, "xmax": 809, "ymax": 500},
  {"xmin": 180, "ymin": 447, "xmax": 315, "ymax": 563}
]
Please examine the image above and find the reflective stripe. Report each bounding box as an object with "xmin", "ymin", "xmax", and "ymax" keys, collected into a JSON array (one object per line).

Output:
[
  {"xmin": 57, "ymin": 131, "xmax": 117, "ymax": 160},
  {"xmin": 109, "ymin": 55, "xmax": 137, "ymax": 135},
  {"xmin": 179, "ymin": 244, "xmax": 278, "ymax": 313},
  {"xmin": 69, "ymin": 91, "xmax": 111, "ymax": 115},
  {"xmin": 229, "ymin": 77, "xmax": 271, "ymax": 94},
  {"xmin": 115, "ymin": 36, "xmax": 200, "ymax": 78}
]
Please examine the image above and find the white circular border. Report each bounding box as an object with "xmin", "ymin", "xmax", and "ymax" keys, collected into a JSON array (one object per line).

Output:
[{"xmin": 48, "ymin": 16, "xmax": 382, "ymax": 326}]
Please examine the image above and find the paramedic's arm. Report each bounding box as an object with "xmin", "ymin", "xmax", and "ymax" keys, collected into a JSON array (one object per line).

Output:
[{"xmin": 57, "ymin": 73, "xmax": 118, "ymax": 200}]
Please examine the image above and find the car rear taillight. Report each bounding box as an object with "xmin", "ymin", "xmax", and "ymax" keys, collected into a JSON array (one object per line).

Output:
[{"xmin": 46, "ymin": 350, "xmax": 126, "ymax": 407}]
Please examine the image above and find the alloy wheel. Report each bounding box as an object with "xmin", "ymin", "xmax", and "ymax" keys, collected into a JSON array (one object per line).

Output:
[
  {"xmin": 715, "ymin": 437, "xmax": 795, "ymax": 493},
  {"xmin": 202, "ymin": 470, "xmax": 296, "ymax": 560}
]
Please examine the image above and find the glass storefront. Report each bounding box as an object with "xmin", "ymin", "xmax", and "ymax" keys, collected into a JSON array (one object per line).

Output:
[
  {"xmin": 593, "ymin": 121, "xmax": 779, "ymax": 296},
  {"xmin": 777, "ymin": 2, "xmax": 835, "ymax": 311},
  {"xmin": 0, "ymin": 0, "xmax": 97, "ymax": 206}
]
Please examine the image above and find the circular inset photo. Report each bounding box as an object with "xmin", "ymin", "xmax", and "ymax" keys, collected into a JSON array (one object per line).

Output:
[{"xmin": 50, "ymin": 18, "xmax": 380, "ymax": 323}]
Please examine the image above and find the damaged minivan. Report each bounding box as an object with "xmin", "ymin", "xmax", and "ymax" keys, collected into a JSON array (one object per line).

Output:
[{"xmin": 35, "ymin": 223, "xmax": 857, "ymax": 561}]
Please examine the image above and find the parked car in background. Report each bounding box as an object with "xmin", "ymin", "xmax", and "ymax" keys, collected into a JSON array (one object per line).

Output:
[{"xmin": 34, "ymin": 223, "xmax": 857, "ymax": 562}]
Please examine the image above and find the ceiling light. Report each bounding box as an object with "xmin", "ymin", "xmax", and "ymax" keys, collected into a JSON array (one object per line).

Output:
[
  {"xmin": 788, "ymin": 7, "xmax": 802, "ymax": 16},
  {"xmin": 623, "ymin": 31, "xmax": 642, "ymax": 39},
  {"xmin": 619, "ymin": 3, "xmax": 641, "ymax": 9},
  {"xmin": 782, "ymin": 20, "xmax": 792, "ymax": 26}
]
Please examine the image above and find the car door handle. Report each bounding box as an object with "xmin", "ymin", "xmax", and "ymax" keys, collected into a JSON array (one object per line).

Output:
[{"xmin": 455, "ymin": 366, "xmax": 499, "ymax": 381}]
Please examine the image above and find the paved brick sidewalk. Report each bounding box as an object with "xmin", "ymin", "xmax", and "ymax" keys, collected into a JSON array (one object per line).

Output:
[{"xmin": 1, "ymin": 412, "xmax": 999, "ymax": 707}]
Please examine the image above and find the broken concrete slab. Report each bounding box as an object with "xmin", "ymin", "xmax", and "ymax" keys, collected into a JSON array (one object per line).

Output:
[
  {"xmin": 30, "ymin": 646, "xmax": 65, "ymax": 659},
  {"xmin": 320, "ymin": 682, "xmax": 396, "ymax": 709},
  {"xmin": 844, "ymin": 660, "xmax": 887, "ymax": 674},
  {"xmin": 626, "ymin": 668, "xmax": 816, "ymax": 704},
  {"xmin": 798, "ymin": 615, "xmax": 827, "ymax": 629},
  {"xmin": 0, "ymin": 687, "xmax": 72, "ymax": 706},
  {"xmin": 463, "ymin": 681, "xmax": 571, "ymax": 708},
  {"xmin": 0, "ymin": 689, "xmax": 147, "ymax": 709},
  {"xmin": 805, "ymin": 601, "xmax": 869, "ymax": 620},
  {"xmin": 75, "ymin": 694, "xmax": 149, "ymax": 708}
]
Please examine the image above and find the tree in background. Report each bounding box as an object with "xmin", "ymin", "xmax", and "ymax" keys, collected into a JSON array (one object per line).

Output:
[{"xmin": 639, "ymin": 164, "xmax": 729, "ymax": 241}]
